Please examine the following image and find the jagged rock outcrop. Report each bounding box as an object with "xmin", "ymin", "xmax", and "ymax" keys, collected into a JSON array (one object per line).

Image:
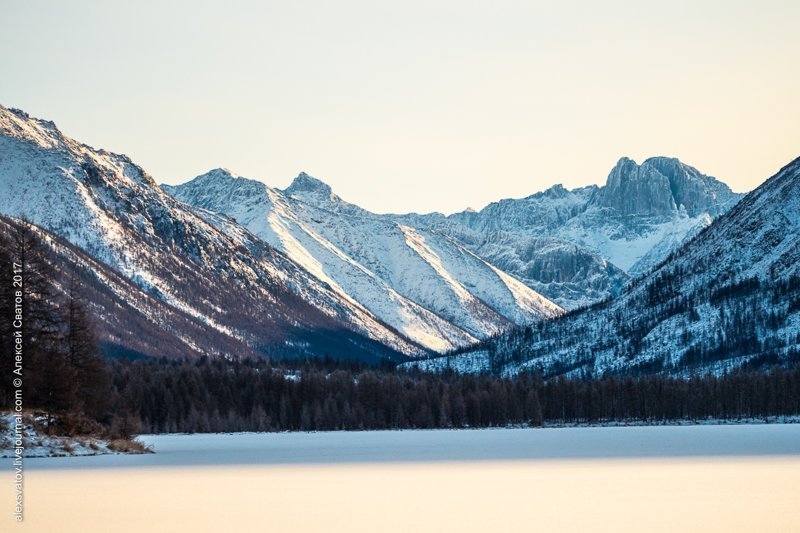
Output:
[
  {"xmin": 594, "ymin": 157, "xmax": 678, "ymax": 216},
  {"xmin": 593, "ymin": 156, "xmax": 740, "ymax": 218}
]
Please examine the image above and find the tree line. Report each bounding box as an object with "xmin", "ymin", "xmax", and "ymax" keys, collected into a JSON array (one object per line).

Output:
[{"xmin": 110, "ymin": 357, "xmax": 800, "ymax": 434}]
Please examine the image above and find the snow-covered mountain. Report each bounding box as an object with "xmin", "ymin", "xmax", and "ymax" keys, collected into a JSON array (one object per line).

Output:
[
  {"xmin": 391, "ymin": 157, "xmax": 743, "ymax": 308},
  {"xmin": 0, "ymin": 103, "xmax": 748, "ymax": 365},
  {"xmin": 165, "ymin": 171, "xmax": 563, "ymax": 352},
  {"xmin": 166, "ymin": 155, "xmax": 740, "ymax": 352},
  {"xmin": 0, "ymin": 105, "xmax": 425, "ymax": 362},
  {"xmin": 408, "ymin": 157, "xmax": 800, "ymax": 377}
]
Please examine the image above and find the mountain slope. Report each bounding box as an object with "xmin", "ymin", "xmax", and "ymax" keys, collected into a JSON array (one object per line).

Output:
[
  {"xmin": 408, "ymin": 157, "xmax": 800, "ymax": 377},
  {"xmin": 0, "ymin": 215, "xmax": 258, "ymax": 360},
  {"xmin": 166, "ymin": 171, "xmax": 562, "ymax": 352},
  {"xmin": 0, "ymin": 105, "xmax": 420, "ymax": 362}
]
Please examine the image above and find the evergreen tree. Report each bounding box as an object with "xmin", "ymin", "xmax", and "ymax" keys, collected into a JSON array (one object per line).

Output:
[
  {"xmin": 64, "ymin": 274, "xmax": 112, "ymax": 421},
  {"xmin": 528, "ymin": 389, "xmax": 543, "ymax": 427}
]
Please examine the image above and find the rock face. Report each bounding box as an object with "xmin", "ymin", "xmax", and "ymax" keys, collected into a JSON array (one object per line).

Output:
[
  {"xmin": 595, "ymin": 157, "xmax": 678, "ymax": 216},
  {"xmin": 0, "ymin": 215, "xmax": 260, "ymax": 360},
  {"xmin": 406, "ymin": 157, "xmax": 800, "ymax": 378},
  {"xmin": 594, "ymin": 156, "xmax": 740, "ymax": 217}
]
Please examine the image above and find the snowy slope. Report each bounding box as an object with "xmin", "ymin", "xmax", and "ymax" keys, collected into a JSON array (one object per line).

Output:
[
  {"xmin": 166, "ymin": 171, "xmax": 562, "ymax": 352},
  {"xmin": 408, "ymin": 157, "xmax": 800, "ymax": 377},
  {"xmin": 0, "ymin": 105, "xmax": 420, "ymax": 361}
]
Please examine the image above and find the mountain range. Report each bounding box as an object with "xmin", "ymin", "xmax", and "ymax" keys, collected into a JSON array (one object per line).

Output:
[
  {"xmin": 182, "ymin": 157, "xmax": 741, "ymax": 310},
  {"xmin": 409, "ymin": 157, "xmax": 800, "ymax": 376},
  {"xmin": 2, "ymin": 103, "xmax": 779, "ymax": 375},
  {"xmin": 391, "ymin": 156, "xmax": 742, "ymax": 308}
]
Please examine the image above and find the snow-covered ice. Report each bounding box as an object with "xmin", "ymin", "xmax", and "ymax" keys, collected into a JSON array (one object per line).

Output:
[{"xmin": 25, "ymin": 423, "xmax": 800, "ymax": 470}]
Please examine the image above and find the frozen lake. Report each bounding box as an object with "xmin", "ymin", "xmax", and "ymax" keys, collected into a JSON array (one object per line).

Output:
[
  {"xmin": 23, "ymin": 423, "xmax": 800, "ymax": 469},
  {"xmin": 8, "ymin": 424, "xmax": 800, "ymax": 532}
]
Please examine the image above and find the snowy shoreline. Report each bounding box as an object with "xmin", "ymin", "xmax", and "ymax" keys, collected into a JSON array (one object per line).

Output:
[{"xmin": 0, "ymin": 413, "xmax": 150, "ymax": 459}]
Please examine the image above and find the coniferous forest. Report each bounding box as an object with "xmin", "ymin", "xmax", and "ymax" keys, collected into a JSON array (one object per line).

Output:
[
  {"xmin": 2, "ymin": 217, "xmax": 800, "ymax": 437},
  {"xmin": 109, "ymin": 357, "xmax": 800, "ymax": 434}
]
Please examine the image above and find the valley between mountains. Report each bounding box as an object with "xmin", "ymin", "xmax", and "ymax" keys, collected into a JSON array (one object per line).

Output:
[{"xmin": 2, "ymin": 104, "xmax": 796, "ymax": 376}]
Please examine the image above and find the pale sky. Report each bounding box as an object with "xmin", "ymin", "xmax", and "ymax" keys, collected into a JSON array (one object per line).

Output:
[{"xmin": 2, "ymin": 0, "xmax": 799, "ymax": 214}]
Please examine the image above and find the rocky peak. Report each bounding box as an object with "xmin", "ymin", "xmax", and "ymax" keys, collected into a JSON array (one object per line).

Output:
[
  {"xmin": 1, "ymin": 104, "xmax": 64, "ymax": 150},
  {"xmin": 163, "ymin": 168, "xmax": 273, "ymax": 213},
  {"xmin": 198, "ymin": 167, "xmax": 236, "ymax": 181},
  {"xmin": 595, "ymin": 157, "xmax": 677, "ymax": 216},
  {"xmin": 593, "ymin": 156, "xmax": 742, "ymax": 218},
  {"xmin": 284, "ymin": 172, "xmax": 333, "ymax": 198},
  {"xmin": 178, "ymin": 168, "xmax": 240, "ymax": 191},
  {"xmin": 280, "ymin": 171, "xmax": 368, "ymax": 216}
]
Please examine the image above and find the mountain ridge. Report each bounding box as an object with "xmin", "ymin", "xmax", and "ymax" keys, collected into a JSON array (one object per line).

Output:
[
  {"xmin": 166, "ymin": 170, "xmax": 563, "ymax": 352},
  {"xmin": 180, "ymin": 155, "xmax": 741, "ymax": 309}
]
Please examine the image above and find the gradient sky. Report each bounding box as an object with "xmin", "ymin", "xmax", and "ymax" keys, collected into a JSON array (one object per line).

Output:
[{"xmin": 2, "ymin": 1, "xmax": 799, "ymax": 214}]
